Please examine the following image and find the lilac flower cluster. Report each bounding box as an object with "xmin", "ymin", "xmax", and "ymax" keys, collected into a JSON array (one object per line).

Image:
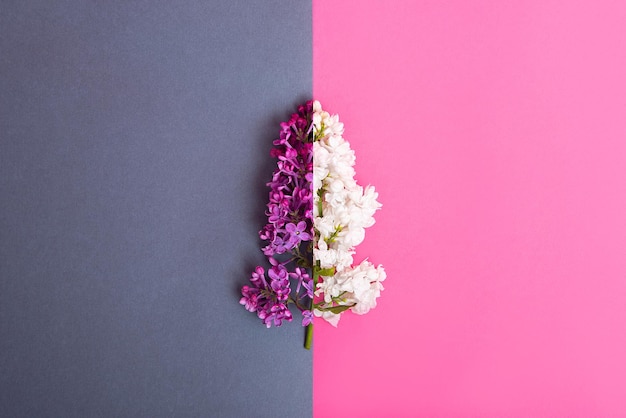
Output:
[{"xmin": 240, "ymin": 102, "xmax": 314, "ymax": 329}]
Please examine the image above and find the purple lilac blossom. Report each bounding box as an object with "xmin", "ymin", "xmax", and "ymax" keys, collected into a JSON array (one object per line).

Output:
[{"xmin": 240, "ymin": 101, "xmax": 314, "ymax": 327}]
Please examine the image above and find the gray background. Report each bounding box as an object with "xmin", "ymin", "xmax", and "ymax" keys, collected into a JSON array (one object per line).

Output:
[{"xmin": 0, "ymin": 1, "xmax": 312, "ymax": 416}]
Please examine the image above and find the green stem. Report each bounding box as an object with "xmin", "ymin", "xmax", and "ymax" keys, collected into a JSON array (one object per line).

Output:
[
  {"xmin": 304, "ymin": 322, "xmax": 313, "ymax": 350},
  {"xmin": 304, "ymin": 268, "xmax": 320, "ymax": 350}
]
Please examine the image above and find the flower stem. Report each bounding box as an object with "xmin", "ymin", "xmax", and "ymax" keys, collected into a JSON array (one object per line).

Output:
[
  {"xmin": 304, "ymin": 323, "xmax": 313, "ymax": 350},
  {"xmin": 304, "ymin": 267, "xmax": 319, "ymax": 350}
]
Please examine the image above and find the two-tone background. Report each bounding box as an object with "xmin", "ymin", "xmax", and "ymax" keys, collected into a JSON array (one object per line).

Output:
[{"xmin": 2, "ymin": 1, "xmax": 626, "ymax": 417}]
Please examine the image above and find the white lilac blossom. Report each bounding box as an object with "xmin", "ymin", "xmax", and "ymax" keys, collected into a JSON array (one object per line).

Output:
[
  {"xmin": 312, "ymin": 100, "xmax": 386, "ymax": 327},
  {"xmin": 240, "ymin": 100, "xmax": 385, "ymax": 348}
]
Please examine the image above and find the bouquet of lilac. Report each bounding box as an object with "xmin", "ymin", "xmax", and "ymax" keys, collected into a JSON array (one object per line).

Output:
[{"xmin": 240, "ymin": 100, "xmax": 385, "ymax": 349}]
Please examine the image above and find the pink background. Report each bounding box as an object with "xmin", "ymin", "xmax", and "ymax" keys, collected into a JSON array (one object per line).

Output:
[{"xmin": 313, "ymin": 1, "xmax": 626, "ymax": 416}]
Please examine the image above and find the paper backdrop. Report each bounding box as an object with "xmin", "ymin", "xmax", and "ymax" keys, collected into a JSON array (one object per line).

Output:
[
  {"xmin": 0, "ymin": 1, "xmax": 311, "ymax": 417},
  {"xmin": 314, "ymin": 1, "xmax": 626, "ymax": 417}
]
